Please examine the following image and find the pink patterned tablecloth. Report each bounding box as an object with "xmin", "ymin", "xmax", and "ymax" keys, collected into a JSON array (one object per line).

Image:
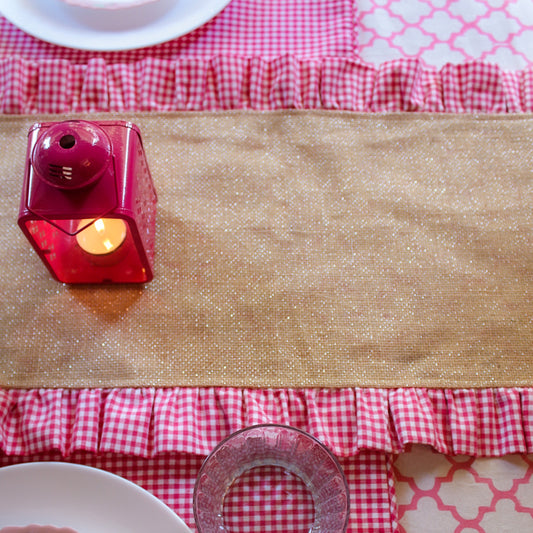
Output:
[{"xmin": 1, "ymin": 1, "xmax": 533, "ymax": 532}]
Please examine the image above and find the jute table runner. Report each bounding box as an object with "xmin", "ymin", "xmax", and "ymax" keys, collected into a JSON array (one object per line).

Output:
[{"xmin": 0, "ymin": 111, "xmax": 531, "ymax": 388}]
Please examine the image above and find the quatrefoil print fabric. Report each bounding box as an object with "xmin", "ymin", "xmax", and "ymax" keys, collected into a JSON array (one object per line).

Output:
[{"xmin": 359, "ymin": 0, "xmax": 533, "ymax": 69}]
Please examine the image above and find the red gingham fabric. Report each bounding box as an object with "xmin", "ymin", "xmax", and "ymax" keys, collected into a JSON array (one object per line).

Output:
[
  {"xmin": 1, "ymin": 388, "xmax": 532, "ymax": 459},
  {"xmin": 2, "ymin": 388, "xmax": 532, "ymax": 531},
  {"xmin": 0, "ymin": 0, "xmax": 356, "ymax": 62},
  {"xmin": 1, "ymin": 55, "xmax": 533, "ymax": 113},
  {"xmin": 1, "ymin": 3, "xmax": 533, "ymax": 114},
  {"xmin": 1, "ymin": 387, "xmax": 531, "ymax": 532},
  {"xmin": 0, "ymin": 451, "xmax": 395, "ymax": 533}
]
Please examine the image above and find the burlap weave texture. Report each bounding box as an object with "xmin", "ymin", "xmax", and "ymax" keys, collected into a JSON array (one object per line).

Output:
[{"xmin": 0, "ymin": 111, "xmax": 531, "ymax": 388}]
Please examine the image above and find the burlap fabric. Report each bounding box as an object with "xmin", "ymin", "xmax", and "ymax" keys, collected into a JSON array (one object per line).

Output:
[{"xmin": 0, "ymin": 111, "xmax": 531, "ymax": 388}]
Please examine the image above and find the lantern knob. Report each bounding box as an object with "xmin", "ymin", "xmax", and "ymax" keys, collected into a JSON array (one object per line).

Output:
[{"xmin": 31, "ymin": 120, "xmax": 112, "ymax": 189}]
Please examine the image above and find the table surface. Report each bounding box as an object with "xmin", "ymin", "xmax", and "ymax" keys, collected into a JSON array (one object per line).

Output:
[{"xmin": 0, "ymin": 1, "xmax": 532, "ymax": 532}]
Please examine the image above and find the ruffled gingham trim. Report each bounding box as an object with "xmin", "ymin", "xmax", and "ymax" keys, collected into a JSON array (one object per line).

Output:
[
  {"xmin": 1, "ymin": 56, "xmax": 532, "ymax": 114},
  {"xmin": 1, "ymin": 387, "xmax": 532, "ymax": 458}
]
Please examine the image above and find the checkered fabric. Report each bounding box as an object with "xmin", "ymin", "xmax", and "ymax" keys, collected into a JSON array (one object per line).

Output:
[
  {"xmin": 1, "ymin": 4, "xmax": 533, "ymax": 114},
  {"xmin": 1, "ymin": 55, "xmax": 533, "ymax": 114},
  {"xmin": 1, "ymin": 388, "xmax": 532, "ymax": 531},
  {"xmin": 0, "ymin": 451, "xmax": 394, "ymax": 533},
  {"xmin": 1, "ymin": 388, "xmax": 532, "ymax": 459},
  {"xmin": 1, "ymin": 1, "xmax": 533, "ymax": 532},
  {"xmin": 0, "ymin": 0, "xmax": 356, "ymax": 62}
]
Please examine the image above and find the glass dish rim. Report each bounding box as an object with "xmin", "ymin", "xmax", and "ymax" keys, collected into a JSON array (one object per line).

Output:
[{"xmin": 193, "ymin": 423, "xmax": 350, "ymax": 533}]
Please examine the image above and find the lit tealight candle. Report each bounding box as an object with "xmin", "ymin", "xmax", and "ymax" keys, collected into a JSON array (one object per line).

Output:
[{"xmin": 76, "ymin": 218, "xmax": 127, "ymax": 255}]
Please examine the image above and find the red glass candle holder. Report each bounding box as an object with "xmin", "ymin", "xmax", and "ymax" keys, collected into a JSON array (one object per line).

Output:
[{"xmin": 18, "ymin": 120, "xmax": 157, "ymax": 284}]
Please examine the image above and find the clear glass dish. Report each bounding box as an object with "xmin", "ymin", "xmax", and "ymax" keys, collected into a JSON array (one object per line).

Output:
[{"xmin": 193, "ymin": 424, "xmax": 350, "ymax": 533}]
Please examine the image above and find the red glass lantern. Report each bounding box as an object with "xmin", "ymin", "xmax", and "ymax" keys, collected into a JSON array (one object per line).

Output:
[{"xmin": 18, "ymin": 120, "xmax": 157, "ymax": 284}]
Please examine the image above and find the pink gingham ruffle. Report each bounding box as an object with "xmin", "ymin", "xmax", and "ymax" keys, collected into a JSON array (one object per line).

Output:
[
  {"xmin": 1, "ymin": 57, "xmax": 533, "ymax": 114},
  {"xmin": 1, "ymin": 387, "xmax": 532, "ymax": 458}
]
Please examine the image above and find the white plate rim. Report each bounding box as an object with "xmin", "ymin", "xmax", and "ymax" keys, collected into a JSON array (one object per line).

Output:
[
  {"xmin": 0, "ymin": 0, "xmax": 232, "ymax": 51},
  {"xmin": 0, "ymin": 461, "xmax": 191, "ymax": 533}
]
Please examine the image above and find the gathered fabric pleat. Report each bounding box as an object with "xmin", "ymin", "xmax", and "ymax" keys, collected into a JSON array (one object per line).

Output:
[
  {"xmin": 1, "ymin": 56, "xmax": 532, "ymax": 114},
  {"xmin": 1, "ymin": 387, "xmax": 532, "ymax": 459}
]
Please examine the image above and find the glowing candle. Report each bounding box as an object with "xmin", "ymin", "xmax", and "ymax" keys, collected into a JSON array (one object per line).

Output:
[{"xmin": 76, "ymin": 218, "xmax": 127, "ymax": 255}]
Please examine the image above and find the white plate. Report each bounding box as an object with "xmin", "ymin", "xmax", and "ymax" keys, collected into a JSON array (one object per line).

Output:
[
  {"xmin": 62, "ymin": 0, "xmax": 159, "ymax": 8},
  {"xmin": 0, "ymin": 0, "xmax": 232, "ymax": 51},
  {"xmin": 0, "ymin": 462, "xmax": 191, "ymax": 533}
]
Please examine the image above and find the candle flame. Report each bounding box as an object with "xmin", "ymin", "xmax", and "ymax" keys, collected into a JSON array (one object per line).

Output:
[
  {"xmin": 94, "ymin": 218, "xmax": 106, "ymax": 233},
  {"xmin": 76, "ymin": 218, "xmax": 127, "ymax": 256}
]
